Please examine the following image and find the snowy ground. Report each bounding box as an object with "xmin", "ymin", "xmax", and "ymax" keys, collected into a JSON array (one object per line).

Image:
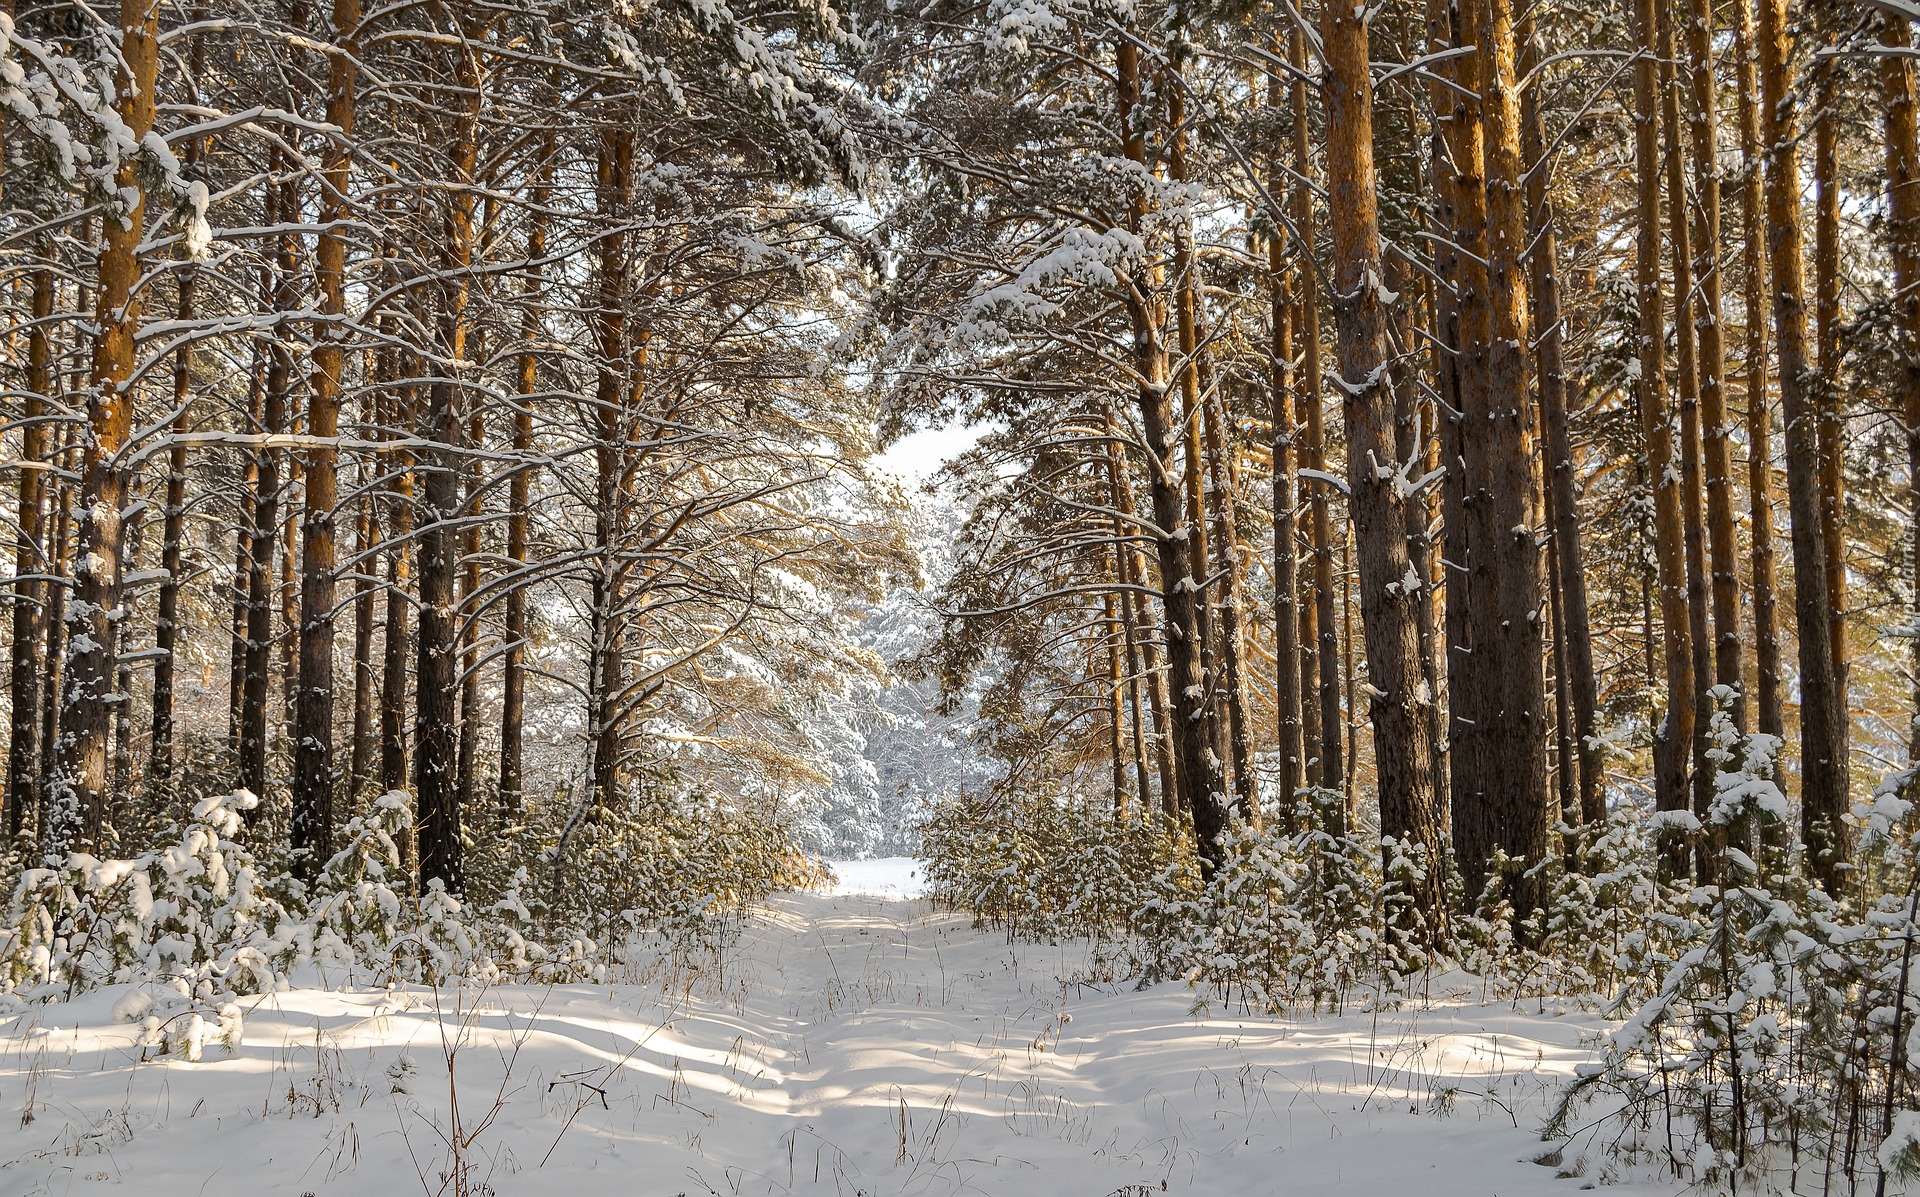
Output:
[{"xmin": 0, "ymin": 867, "xmax": 1673, "ymax": 1196}]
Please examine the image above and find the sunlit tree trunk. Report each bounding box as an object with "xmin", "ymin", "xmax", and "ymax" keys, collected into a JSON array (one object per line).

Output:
[
  {"xmin": 379, "ymin": 386, "xmax": 414, "ymax": 804},
  {"xmin": 414, "ymin": 21, "xmax": 485, "ymax": 891},
  {"xmin": 500, "ymin": 145, "xmax": 551, "ymax": 818},
  {"xmin": 586, "ymin": 121, "xmax": 635, "ymax": 812},
  {"xmin": 37, "ymin": 434, "xmax": 72, "ymax": 857},
  {"xmin": 292, "ymin": 0, "xmax": 361, "ymax": 879},
  {"xmin": 1116, "ymin": 34, "xmax": 1228, "ymax": 861},
  {"xmin": 150, "ymin": 264, "xmax": 195, "ymax": 795},
  {"xmin": 1886, "ymin": 15, "xmax": 1920, "ymax": 761},
  {"xmin": 49, "ymin": 0, "xmax": 161, "ymax": 854},
  {"xmin": 348, "ymin": 495, "xmax": 377, "ymax": 800},
  {"xmin": 228, "ymin": 351, "xmax": 263, "ymax": 763},
  {"xmin": 1758, "ymin": 0, "xmax": 1848, "ymax": 893},
  {"xmin": 1685, "ymin": 0, "xmax": 1742, "ymax": 754},
  {"xmin": 1105, "ymin": 420, "xmax": 1176, "ymax": 816},
  {"xmin": 456, "ymin": 391, "xmax": 484, "ymax": 808},
  {"xmin": 1811, "ymin": 3, "xmax": 1847, "ymax": 705},
  {"xmin": 1289, "ymin": 26, "xmax": 1341, "ymax": 812},
  {"xmin": 1431, "ymin": 0, "xmax": 1494, "ymax": 874},
  {"xmin": 1451, "ymin": 0, "xmax": 1550, "ymax": 915},
  {"xmin": 1165, "ymin": 67, "xmax": 1253, "ymax": 820},
  {"xmin": 1520, "ymin": 27, "xmax": 1600, "ymax": 825},
  {"xmin": 1322, "ymin": 0, "xmax": 1445, "ymax": 936},
  {"xmin": 1633, "ymin": 0, "xmax": 1695, "ymax": 844},
  {"xmin": 242, "ymin": 170, "xmax": 295, "ymax": 807},
  {"xmin": 1268, "ymin": 57, "xmax": 1304, "ymax": 819},
  {"xmin": 1658, "ymin": 0, "xmax": 1716, "ymax": 846},
  {"xmin": 150, "ymin": 11, "xmax": 209, "ymax": 802}
]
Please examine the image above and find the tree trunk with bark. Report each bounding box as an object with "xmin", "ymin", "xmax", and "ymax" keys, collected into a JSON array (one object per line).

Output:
[
  {"xmin": 49, "ymin": 0, "xmax": 161, "ymax": 855},
  {"xmin": 1268, "ymin": 76, "xmax": 1304, "ymax": 818},
  {"xmin": 1734, "ymin": 0, "xmax": 1781, "ymax": 744},
  {"xmin": 1659, "ymin": 0, "xmax": 1716, "ymax": 844},
  {"xmin": 1520, "ymin": 27, "xmax": 1600, "ymax": 825},
  {"xmin": 1290, "ymin": 27, "xmax": 1341, "ymax": 812},
  {"xmin": 500, "ymin": 146, "xmax": 551, "ymax": 818},
  {"xmin": 1322, "ymin": 0, "xmax": 1446, "ymax": 936},
  {"xmin": 1757, "ymin": 0, "xmax": 1849, "ymax": 893},
  {"xmin": 1812, "ymin": 5, "xmax": 1847, "ymax": 707},
  {"xmin": 1686, "ymin": 0, "xmax": 1742, "ymax": 746},
  {"xmin": 1115, "ymin": 35, "xmax": 1228, "ymax": 861},
  {"xmin": 413, "ymin": 23, "xmax": 485, "ymax": 892},
  {"xmin": 7, "ymin": 263, "xmax": 51, "ymax": 839},
  {"xmin": 1886, "ymin": 15, "xmax": 1920, "ymax": 762},
  {"xmin": 292, "ymin": 0, "xmax": 360, "ymax": 880},
  {"xmin": 1633, "ymin": 0, "xmax": 1696, "ymax": 845},
  {"xmin": 242, "ymin": 173, "xmax": 294, "ymax": 807},
  {"xmin": 1459, "ymin": 0, "xmax": 1551, "ymax": 916}
]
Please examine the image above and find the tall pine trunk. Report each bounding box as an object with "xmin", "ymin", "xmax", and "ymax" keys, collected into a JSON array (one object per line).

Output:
[
  {"xmin": 584, "ymin": 122, "xmax": 635, "ymax": 811},
  {"xmin": 1812, "ymin": 6, "xmax": 1847, "ymax": 706},
  {"xmin": 7, "ymin": 262, "xmax": 51, "ymax": 839},
  {"xmin": 414, "ymin": 23, "xmax": 485, "ymax": 891},
  {"xmin": 1115, "ymin": 35, "xmax": 1228, "ymax": 861},
  {"xmin": 1520, "ymin": 29, "xmax": 1600, "ymax": 825},
  {"xmin": 1290, "ymin": 26, "xmax": 1341, "ymax": 810},
  {"xmin": 1660, "ymin": 0, "xmax": 1715, "ymax": 841},
  {"xmin": 1734, "ymin": 0, "xmax": 1781, "ymax": 744},
  {"xmin": 150, "ymin": 270, "xmax": 194, "ymax": 794},
  {"xmin": 37, "ymin": 435, "xmax": 72, "ymax": 856},
  {"xmin": 1633, "ymin": 0, "xmax": 1696, "ymax": 845},
  {"xmin": 1268, "ymin": 73, "xmax": 1304, "ymax": 818},
  {"xmin": 378, "ymin": 386, "xmax": 413, "ymax": 801},
  {"xmin": 500, "ymin": 145, "xmax": 550, "ymax": 817},
  {"xmin": 242, "ymin": 174, "xmax": 294, "ymax": 807},
  {"xmin": 349, "ymin": 494, "xmax": 377, "ymax": 799},
  {"xmin": 228, "ymin": 351, "xmax": 262, "ymax": 762},
  {"xmin": 1885, "ymin": 15, "xmax": 1920, "ymax": 760},
  {"xmin": 1323, "ymin": 0, "xmax": 1445, "ymax": 936},
  {"xmin": 50, "ymin": 0, "xmax": 160, "ymax": 854},
  {"xmin": 291, "ymin": 0, "xmax": 361, "ymax": 879},
  {"xmin": 151, "ymin": 9, "xmax": 209, "ymax": 801},
  {"xmin": 1687, "ymin": 0, "xmax": 1743, "ymax": 746},
  {"xmin": 1459, "ymin": 0, "xmax": 1550, "ymax": 915},
  {"xmin": 1105, "ymin": 422, "xmax": 1176, "ymax": 815},
  {"xmin": 1757, "ymin": 0, "xmax": 1849, "ymax": 892}
]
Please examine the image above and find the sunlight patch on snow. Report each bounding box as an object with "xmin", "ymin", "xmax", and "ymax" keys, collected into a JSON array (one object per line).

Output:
[{"xmin": 0, "ymin": 891, "xmax": 1676, "ymax": 1196}]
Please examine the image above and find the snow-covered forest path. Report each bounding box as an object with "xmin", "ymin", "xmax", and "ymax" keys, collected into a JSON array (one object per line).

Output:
[{"xmin": 0, "ymin": 873, "xmax": 1672, "ymax": 1195}]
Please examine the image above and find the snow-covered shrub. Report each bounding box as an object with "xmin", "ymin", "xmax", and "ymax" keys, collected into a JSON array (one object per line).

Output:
[
  {"xmin": 1140, "ymin": 790, "xmax": 1413, "ymax": 1013},
  {"xmin": 1544, "ymin": 695, "xmax": 1898, "ymax": 1190},
  {"xmin": 1527, "ymin": 812, "xmax": 1680, "ymax": 1003},
  {"xmin": 919, "ymin": 788, "xmax": 1184, "ymax": 940},
  {"xmin": 304, "ymin": 792, "xmax": 599, "ymax": 986},
  {"xmin": 305, "ymin": 789, "xmax": 414, "ymax": 975},
  {"xmin": 0, "ymin": 789, "xmax": 294, "ymax": 1004},
  {"xmin": 524, "ymin": 779, "xmax": 828, "ymax": 953}
]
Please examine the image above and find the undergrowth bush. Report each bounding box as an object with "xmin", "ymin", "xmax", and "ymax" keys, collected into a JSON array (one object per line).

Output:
[
  {"xmin": 919, "ymin": 788, "xmax": 1185, "ymax": 940},
  {"xmin": 0, "ymin": 776, "xmax": 828, "ymax": 1050},
  {"xmin": 1139, "ymin": 790, "xmax": 1421, "ymax": 1013},
  {"xmin": 916, "ymin": 699, "xmax": 1920, "ymax": 1193},
  {"xmin": 1548, "ymin": 691, "xmax": 1920, "ymax": 1193},
  {"xmin": 922, "ymin": 786, "xmax": 1423, "ymax": 1011}
]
